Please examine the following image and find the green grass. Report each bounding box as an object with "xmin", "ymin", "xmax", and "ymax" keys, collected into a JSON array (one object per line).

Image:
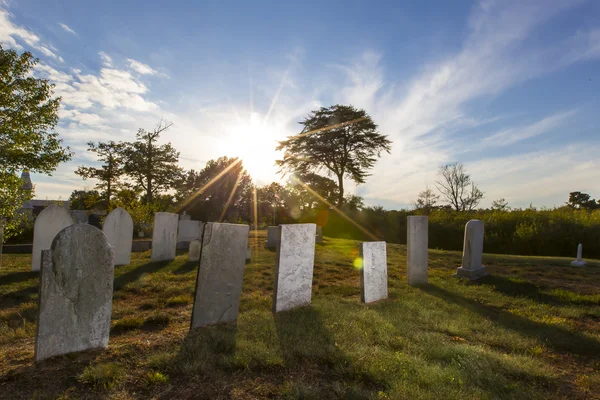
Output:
[{"xmin": 1, "ymin": 231, "xmax": 600, "ymax": 399}]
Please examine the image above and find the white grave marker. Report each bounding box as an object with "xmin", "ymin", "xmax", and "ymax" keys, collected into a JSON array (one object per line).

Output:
[{"xmin": 360, "ymin": 241, "xmax": 388, "ymax": 303}]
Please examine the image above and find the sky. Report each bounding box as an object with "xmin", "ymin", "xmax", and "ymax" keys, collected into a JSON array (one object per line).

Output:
[{"xmin": 1, "ymin": 0, "xmax": 599, "ymax": 210}]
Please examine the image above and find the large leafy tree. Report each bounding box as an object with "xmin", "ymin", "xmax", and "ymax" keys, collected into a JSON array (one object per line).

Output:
[
  {"xmin": 0, "ymin": 45, "xmax": 71, "ymax": 239},
  {"xmin": 276, "ymin": 105, "xmax": 391, "ymax": 206},
  {"xmin": 287, "ymin": 172, "xmax": 339, "ymax": 210},
  {"xmin": 75, "ymin": 140, "xmax": 124, "ymax": 208},
  {"xmin": 566, "ymin": 191, "xmax": 599, "ymax": 210},
  {"xmin": 122, "ymin": 121, "xmax": 183, "ymax": 204},
  {"xmin": 68, "ymin": 190, "xmax": 101, "ymax": 210}
]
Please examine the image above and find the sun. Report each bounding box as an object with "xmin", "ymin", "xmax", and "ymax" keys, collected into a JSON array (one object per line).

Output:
[{"xmin": 220, "ymin": 113, "xmax": 281, "ymax": 183}]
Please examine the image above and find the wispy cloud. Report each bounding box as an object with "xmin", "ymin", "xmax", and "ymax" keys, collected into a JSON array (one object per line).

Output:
[
  {"xmin": 127, "ymin": 58, "xmax": 156, "ymax": 75},
  {"xmin": 59, "ymin": 23, "xmax": 76, "ymax": 36},
  {"xmin": 0, "ymin": 8, "xmax": 62, "ymax": 61}
]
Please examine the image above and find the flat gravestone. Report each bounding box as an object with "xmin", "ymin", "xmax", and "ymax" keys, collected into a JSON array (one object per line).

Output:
[
  {"xmin": 265, "ymin": 226, "xmax": 279, "ymax": 248},
  {"xmin": 188, "ymin": 239, "xmax": 202, "ymax": 262},
  {"xmin": 31, "ymin": 205, "xmax": 74, "ymax": 271},
  {"xmin": 455, "ymin": 219, "xmax": 488, "ymax": 279},
  {"xmin": 177, "ymin": 220, "xmax": 203, "ymax": 250},
  {"xmin": 191, "ymin": 223, "xmax": 249, "ymax": 328},
  {"xmin": 151, "ymin": 212, "xmax": 178, "ymax": 262},
  {"xmin": 273, "ymin": 224, "xmax": 316, "ymax": 313},
  {"xmin": 102, "ymin": 207, "xmax": 133, "ymax": 266},
  {"xmin": 360, "ymin": 241, "xmax": 388, "ymax": 303},
  {"xmin": 35, "ymin": 224, "xmax": 115, "ymax": 362},
  {"xmin": 407, "ymin": 216, "xmax": 428, "ymax": 285}
]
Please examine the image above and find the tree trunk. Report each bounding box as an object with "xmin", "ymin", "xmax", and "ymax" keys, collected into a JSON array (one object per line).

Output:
[{"xmin": 337, "ymin": 174, "xmax": 344, "ymax": 207}]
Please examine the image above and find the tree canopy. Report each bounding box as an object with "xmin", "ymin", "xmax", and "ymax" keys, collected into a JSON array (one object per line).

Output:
[
  {"xmin": 75, "ymin": 141, "xmax": 124, "ymax": 207},
  {"xmin": 276, "ymin": 104, "xmax": 391, "ymax": 206}
]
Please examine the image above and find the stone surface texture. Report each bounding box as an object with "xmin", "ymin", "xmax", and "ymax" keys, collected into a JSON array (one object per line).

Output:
[
  {"xmin": 31, "ymin": 205, "xmax": 74, "ymax": 271},
  {"xmin": 188, "ymin": 239, "xmax": 202, "ymax": 262},
  {"xmin": 151, "ymin": 212, "xmax": 179, "ymax": 262},
  {"xmin": 177, "ymin": 220, "xmax": 203, "ymax": 249},
  {"xmin": 265, "ymin": 226, "xmax": 279, "ymax": 248},
  {"xmin": 273, "ymin": 224, "xmax": 316, "ymax": 313},
  {"xmin": 407, "ymin": 216, "xmax": 428, "ymax": 285},
  {"xmin": 102, "ymin": 207, "xmax": 133, "ymax": 266},
  {"xmin": 191, "ymin": 223, "xmax": 249, "ymax": 328},
  {"xmin": 34, "ymin": 224, "xmax": 115, "ymax": 362},
  {"xmin": 315, "ymin": 226, "xmax": 323, "ymax": 244},
  {"xmin": 360, "ymin": 241, "xmax": 388, "ymax": 303},
  {"xmin": 571, "ymin": 243, "xmax": 587, "ymax": 266},
  {"xmin": 456, "ymin": 219, "xmax": 488, "ymax": 279}
]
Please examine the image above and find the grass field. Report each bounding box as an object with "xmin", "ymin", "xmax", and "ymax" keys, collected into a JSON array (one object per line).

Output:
[{"xmin": 1, "ymin": 231, "xmax": 600, "ymax": 399}]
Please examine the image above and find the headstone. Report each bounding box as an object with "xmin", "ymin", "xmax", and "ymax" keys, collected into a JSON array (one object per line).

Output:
[
  {"xmin": 70, "ymin": 210, "xmax": 89, "ymax": 223},
  {"xmin": 177, "ymin": 220, "xmax": 203, "ymax": 250},
  {"xmin": 273, "ymin": 224, "xmax": 316, "ymax": 313},
  {"xmin": 455, "ymin": 219, "xmax": 488, "ymax": 279},
  {"xmin": 315, "ymin": 226, "xmax": 323, "ymax": 244},
  {"xmin": 180, "ymin": 211, "xmax": 192, "ymax": 221},
  {"xmin": 264, "ymin": 226, "xmax": 279, "ymax": 248},
  {"xmin": 31, "ymin": 204, "xmax": 74, "ymax": 271},
  {"xmin": 151, "ymin": 212, "xmax": 178, "ymax": 262},
  {"xmin": 102, "ymin": 207, "xmax": 133, "ymax": 266},
  {"xmin": 360, "ymin": 241, "xmax": 388, "ymax": 303},
  {"xmin": 570, "ymin": 243, "xmax": 586, "ymax": 267},
  {"xmin": 34, "ymin": 224, "xmax": 115, "ymax": 362},
  {"xmin": 407, "ymin": 216, "xmax": 428, "ymax": 285},
  {"xmin": 188, "ymin": 239, "xmax": 201, "ymax": 262},
  {"xmin": 191, "ymin": 223, "xmax": 249, "ymax": 328}
]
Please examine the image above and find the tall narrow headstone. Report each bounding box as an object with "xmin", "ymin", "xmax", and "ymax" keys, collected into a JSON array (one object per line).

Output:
[
  {"xmin": 407, "ymin": 216, "xmax": 428, "ymax": 285},
  {"xmin": 191, "ymin": 223, "xmax": 249, "ymax": 328},
  {"xmin": 570, "ymin": 243, "xmax": 586, "ymax": 267},
  {"xmin": 455, "ymin": 219, "xmax": 488, "ymax": 279},
  {"xmin": 151, "ymin": 212, "xmax": 178, "ymax": 262},
  {"xmin": 360, "ymin": 241, "xmax": 388, "ymax": 303},
  {"xmin": 188, "ymin": 239, "xmax": 201, "ymax": 262},
  {"xmin": 102, "ymin": 207, "xmax": 133, "ymax": 266},
  {"xmin": 34, "ymin": 224, "xmax": 115, "ymax": 362},
  {"xmin": 31, "ymin": 205, "xmax": 74, "ymax": 271},
  {"xmin": 315, "ymin": 226, "xmax": 323, "ymax": 244},
  {"xmin": 273, "ymin": 224, "xmax": 316, "ymax": 313},
  {"xmin": 265, "ymin": 226, "xmax": 279, "ymax": 248}
]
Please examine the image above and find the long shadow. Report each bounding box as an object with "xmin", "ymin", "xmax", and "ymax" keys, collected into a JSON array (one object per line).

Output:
[
  {"xmin": 113, "ymin": 261, "xmax": 171, "ymax": 290},
  {"xmin": 420, "ymin": 284, "xmax": 600, "ymax": 358},
  {"xmin": 0, "ymin": 286, "xmax": 38, "ymax": 307},
  {"xmin": 0, "ymin": 271, "xmax": 39, "ymax": 287},
  {"xmin": 173, "ymin": 261, "xmax": 198, "ymax": 275},
  {"xmin": 479, "ymin": 275, "xmax": 599, "ymax": 306},
  {"xmin": 274, "ymin": 306, "xmax": 386, "ymax": 397}
]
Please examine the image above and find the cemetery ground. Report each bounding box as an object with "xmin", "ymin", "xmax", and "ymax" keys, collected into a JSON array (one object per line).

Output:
[{"xmin": 1, "ymin": 233, "xmax": 600, "ymax": 399}]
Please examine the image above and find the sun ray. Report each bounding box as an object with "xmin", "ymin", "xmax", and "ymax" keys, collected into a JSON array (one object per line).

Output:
[
  {"xmin": 218, "ymin": 170, "xmax": 243, "ymax": 222},
  {"xmin": 263, "ymin": 63, "xmax": 291, "ymax": 125},
  {"xmin": 290, "ymin": 117, "xmax": 367, "ymax": 139}
]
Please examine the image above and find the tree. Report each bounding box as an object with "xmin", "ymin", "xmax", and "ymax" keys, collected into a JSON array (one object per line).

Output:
[
  {"xmin": 75, "ymin": 141, "xmax": 124, "ymax": 208},
  {"xmin": 122, "ymin": 121, "xmax": 183, "ymax": 204},
  {"xmin": 566, "ymin": 191, "xmax": 598, "ymax": 210},
  {"xmin": 491, "ymin": 198, "xmax": 509, "ymax": 211},
  {"xmin": 435, "ymin": 163, "xmax": 484, "ymax": 211},
  {"xmin": 287, "ymin": 172, "xmax": 340, "ymax": 210},
  {"xmin": 414, "ymin": 188, "xmax": 440, "ymax": 213},
  {"xmin": 276, "ymin": 105, "xmax": 391, "ymax": 206},
  {"xmin": 0, "ymin": 45, "xmax": 71, "ymax": 239},
  {"xmin": 68, "ymin": 190, "xmax": 101, "ymax": 210}
]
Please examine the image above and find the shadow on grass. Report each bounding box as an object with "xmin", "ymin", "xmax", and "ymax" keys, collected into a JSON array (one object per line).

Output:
[
  {"xmin": 479, "ymin": 275, "xmax": 600, "ymax": 306},
  {"xmin": 274, "ymin": 306, "xmax": 386, "ymax": 397},
  {"xmin": 420, "ymin": 284, "xmax": 600, "ymax": 358},
  {"xmin": 113, "ymin": 261, "xmax": 171, "ymax": 290},
  {"xmin": 173, "ymin": 261, "xmax": 198, "ymax": 275},
  {"xmin": 0, "ymin": 286, "xmax": 38, "ymax": 307},
  {"xmin": 0, "ymin": 271, "xmax": 38, "ymax": 287}
]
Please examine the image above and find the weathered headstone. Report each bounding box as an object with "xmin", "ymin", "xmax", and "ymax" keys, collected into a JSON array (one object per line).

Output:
[
  {"xmin": 570, "ymin": 243, "xmax": 586, "ymax": 267},
  {"xmin": 177, "ymin": 220, "xmax": 203, "ymax": 250},
  {"xmin": 273, "ymin": 224, "xmax": 316, "ymax": 313},
  {"xmin": 315, "ymin": 226, "xmax": 323, "ymax": 244},
  {"xmin": 455, "ymin": 219, "xmax": 488, "ymax": 279},
  {"xmin": 102, "ymin": 207, "xmax": 133, "ymax": 266},
  {"xmin": 191, "ymin": 223, "xmax": 249, "ymax": 328},
  {"xmin": 180, "ymin": 211, "xmax": 191, "ymax": 221},
  {"xmin": 407, "ymin": 216, "xmax": 428, "ymax": 285},
  {"xmin": 188, "ymin": 239, "xmax": 202, "ymax": 262},
  {"xmin": 31, "ymin": 204, "xmax": 74, "ymax": 271},
  {"xmin": 360, "ymin": 241, "xmax": 388, "ymax": 303},
  {"xmin": 34, "ymin": 224, "xmax": 115, "ymax": 362},
  {"xmin": 265, "ymin": 226, "xmax": 279, "ymax": 248},
  {"xmin": 151, "ymin": 212, "xmax": 178, "ymax": 262}
]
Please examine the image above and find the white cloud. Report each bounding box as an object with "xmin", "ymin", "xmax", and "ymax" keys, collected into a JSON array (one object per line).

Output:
[
  {"xmin": 59, "ymin": 23, "xmax": 76, "ymax": 35},
  {"xmin": 127, "ymin": 58, "xmax": 156, "ymax": 75},
  {"xmin": 98, "ymin": 51, "xmax": 113, "ymax": 67}
]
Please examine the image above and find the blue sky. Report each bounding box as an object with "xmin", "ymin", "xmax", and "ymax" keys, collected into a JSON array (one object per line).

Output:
[{"xmin": 1, "ymin": 0, "xmax": 599, "ymax": 209}]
